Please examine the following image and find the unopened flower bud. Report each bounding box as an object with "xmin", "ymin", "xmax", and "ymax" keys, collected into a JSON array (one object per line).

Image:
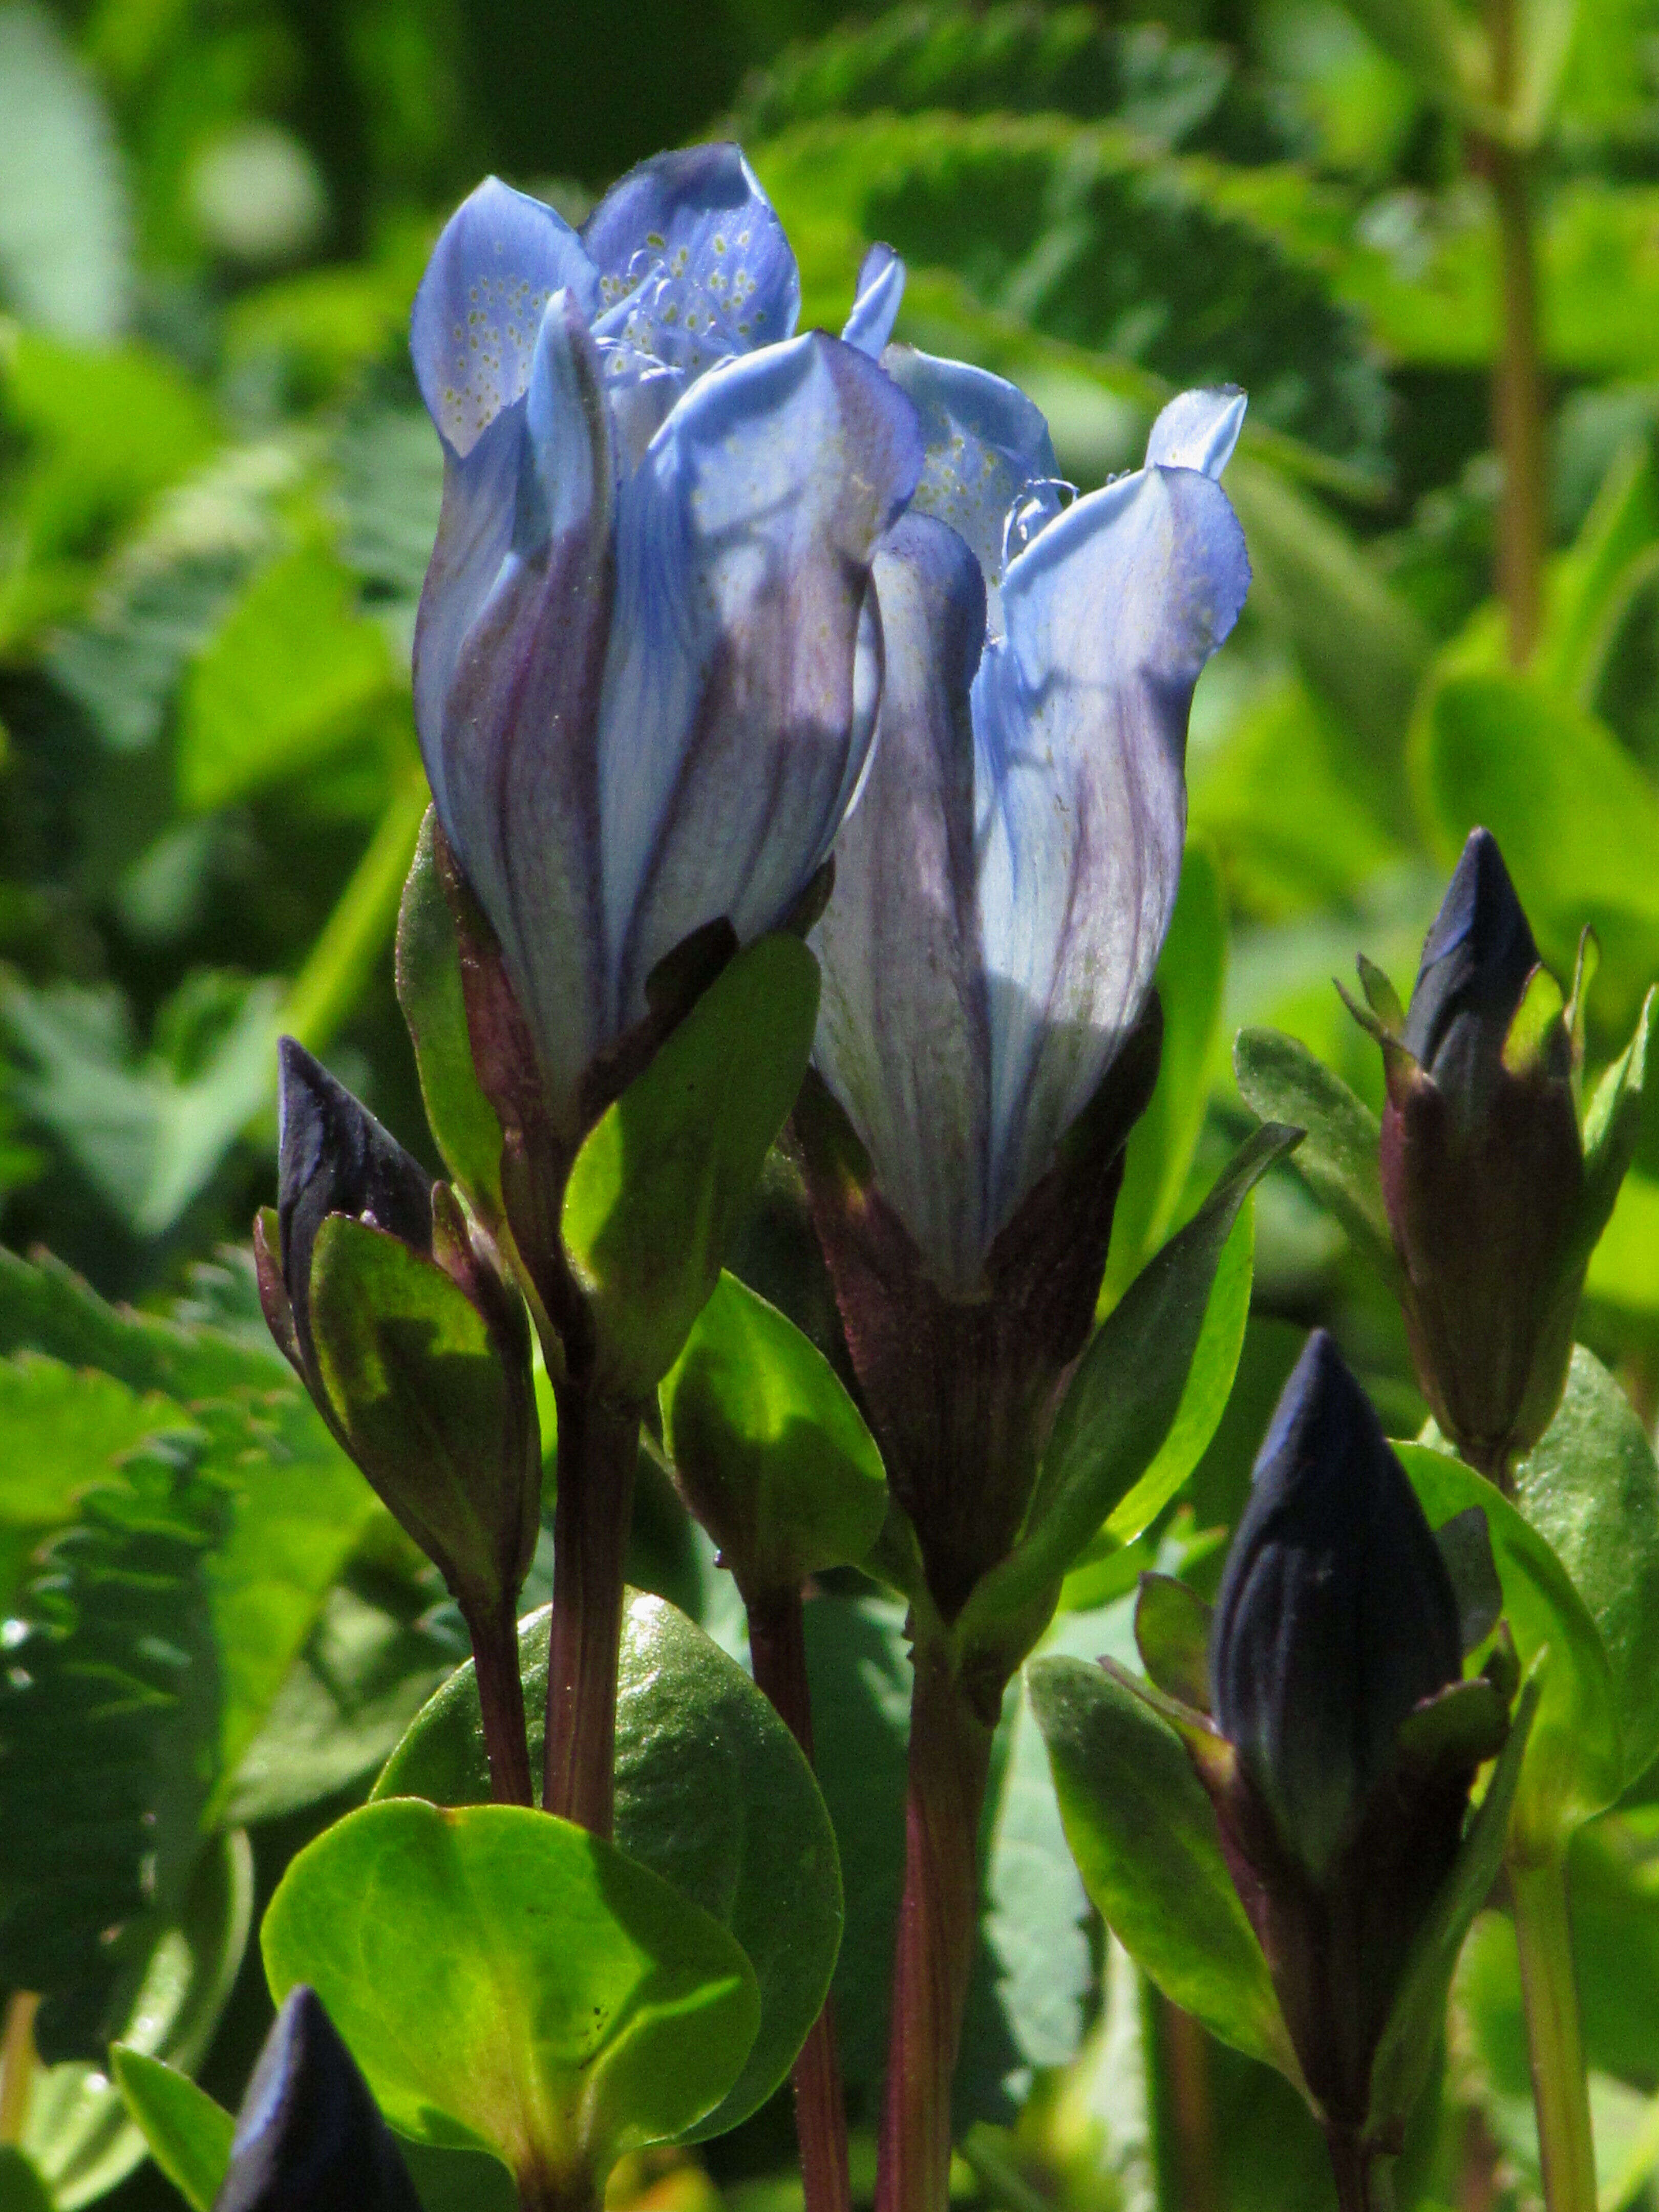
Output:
[
  {"xmin": 1374, "ymin": 829, "xmax": 1583, "ymax": 1479},
  {"xmin": 1205, "ymin": 1331, "xmax": 1506, "ymax": 2131},
  {"xmin": 216, "ymin": 1986, "xmax": 420, "ymax": 2212}
]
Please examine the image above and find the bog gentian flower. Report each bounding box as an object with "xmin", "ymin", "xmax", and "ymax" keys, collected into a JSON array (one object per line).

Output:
[
  {"xmin": 410, "ymin": 150, "xmax": 923, "ymax": 1149},
  {"xmin": 795, "ymin": 252, "xmax": 1250, "ymax": 1611}
]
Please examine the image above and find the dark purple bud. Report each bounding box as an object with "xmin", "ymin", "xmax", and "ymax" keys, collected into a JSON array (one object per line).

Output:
[
  {"xmin": 1210, "ymin": 1331, "xmax": 1462, "ymax": 1879},
  {"xmin": 1377, "ymin": 829, "xmax": 1584, "ymax": 1479},
  {"xmin": 215, "ymin": 1986, "xmax": 420, "ymax": 2212},
  {"xmin": 275, "ymin": 1037, "xmax": 433, "ymax": 1376}
]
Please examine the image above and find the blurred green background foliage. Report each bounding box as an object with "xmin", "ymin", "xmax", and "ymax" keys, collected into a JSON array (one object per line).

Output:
[{"xmin": 8, "ymin": 0, "xmax": 1659, "ymax": 2205}]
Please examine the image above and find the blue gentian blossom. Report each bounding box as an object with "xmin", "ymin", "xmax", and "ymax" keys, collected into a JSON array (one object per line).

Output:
[
  {"xmin": 813, "ymin": 252, "xmax": 1251, "ymax": 1291},
  {"xmin": 410, "ymin": 150, "xmax": 923, "ymax": 1140}
]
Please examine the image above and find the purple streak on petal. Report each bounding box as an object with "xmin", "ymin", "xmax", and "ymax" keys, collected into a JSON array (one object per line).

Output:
[
  {"xmin": 841, "ymin": 242, "xmax": 906, "ymax": 358},
  {"xmin": 814, "ymin": 514, "xmax": 995, "ymax": 1294},
  {"xmin": 423, "ymin": 294, "xmax": 618, "ymax": 1131},
  {"xmin": 973, "ymin": 461, "xmax": 1250, "ymax": 1237},
  {"xmin": 1145, "ymin": 386, "xmax": 1247, "ymax": 478},
  {"xmin": 411, "ymin": 177, "xmax": 600, "ymax": 457},
  {"xmin": 880, "ymin": 346, "xmax": 1059, "ymax": 607},
  {"xmin": 596, "ymin": 331, "xmax": 924, "ymax": 1029},
  {"xmin": 585, "ymin": 143, "xmax": 799, "ymax": 377}
]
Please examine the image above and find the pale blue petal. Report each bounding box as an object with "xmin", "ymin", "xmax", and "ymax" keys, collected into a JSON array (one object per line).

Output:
[
  {"xmin": 417, "ymin": 294, "xmax": 616, "ymax": 1133},
  {"xmin": 841, "ymin": 242, "xmax": 905, "ymax": 358},
  {"xmin": 1144, "ymin": 386, "xmax": 1247, "ymax": 478},
  {"xmin": 813, "ymin": 515, "xmax": 994, "ymax": 1295},
  {"xmin": 595, "ymin": 338, "xmax": 685, "ymax": 472},
  {"xmin": 973, "ymin": 461, "xmax": 1250, "ymax": 1236},
  {"xmin": 881, "ymin": 346, "xmax": 1059, "ymax": 597},
  {"xmin": 585, "ymin": 143, "xmax": 799, "ymax": 375},
  {"xmin": 595, "ymin": 332, "xmax": 924, "ymax": 1028},
  {"xmin": 411, "ymin": 177, "xmax": 600, "ymax": 457}
]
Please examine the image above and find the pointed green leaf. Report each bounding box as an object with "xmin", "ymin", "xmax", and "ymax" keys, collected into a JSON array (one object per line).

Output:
[
  {"xmin": 1514, "ymin": 1348, "xmax": 1659, "ymax": 1788},
  {"xmin": 1573, "ymin": 987, "xmax": 1655, "ymax": 1271},
  {"xmin": 109, "ymin": 2053, "xmax": 233, "ymax": 2212},
  {"xmin": 563, "ymin": 933, "xmax": 820, "ymax": 1399},
  {"xmin": 395, "ymin": 806, "xmax": 505, "ymax": 1229},
  {"xmin": 1233, "ymin": 1027, "xmax": 1396, "ymax": 1278},
  {"xmin": 1027, "ymin": 1655, "xmax": 1300, "ymax": 2085},
  {"xmin": 374, "ymin": 1592, "xmax": 840, "ymax": 2141},
  {"xmin": 660, "ymin": 1269, "xmax": 886, "ymax": 1592},
  {"xmin": 262, "ymin": 1800, "xmax": 760, "ymax": 2189},
  {"xmin": 1134, "ymin": 1575, "xmax": 1213, "ymax": 1712},
  {"xmin": 1398, "ymin": 1444, "xmax": 1620, "ymax": 1853}
]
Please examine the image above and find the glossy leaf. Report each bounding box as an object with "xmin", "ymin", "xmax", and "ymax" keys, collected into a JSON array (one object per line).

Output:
[
  {"xmin": 1514, "ymin": 1348, "xmax": 1659, "ymax": 1789},
  {"xmin": 563, "ymin": 931, "xmax": 821, "ymax": 1398},
  {"xmin": 957, "ymin": 1123, "xmax": 1295, "ymax": 1661},
  {"xmin": 1398, "ymin": 1444, "xmax": 1621, "ymax": 1853},
  {"xmin": 394, "ymin": 806, "xmax": 505, "ymax": 1228},
  {"xmin": 109, "ymin": 2052, "xmax": 233, "ymax": 2212},
  {"xmin": 1233, "ymin": 1026, "xmax": 1396, "ymax": 1277},
  {"xmin": 659, "ymin": 1269, "xmax": 887, "ymax": 1591},
  {"xmin": 1027, "ymin": 1654, "xmax": 1300, "ymax": 2083},
  {"xmin": 262, "ymin": 1799, "xmax": 761, "ymax": 2186},
  {"xmin": 374, "ymin": 1593, "xmax": 840, "ymax": 2140}
]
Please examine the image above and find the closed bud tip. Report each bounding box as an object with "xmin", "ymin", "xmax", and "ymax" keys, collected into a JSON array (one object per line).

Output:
[
  {"xmin": 1401, "ymin": 828, "xmax": 1544, "ymax": 1120},
  {"xmin": 215, "ymin": 1986, "xmax": 420, "ymax": 2212}
]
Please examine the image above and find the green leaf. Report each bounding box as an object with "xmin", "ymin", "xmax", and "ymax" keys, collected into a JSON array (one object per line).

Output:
[
  {"xmin": 1366, "ymin": 1672, "xmax": 1540, "ymax": 2136},
  {"xmin": 562, "ymin": 932, "xmax": 820, "ymax": 1399},
  {"xmin": 108, "ymin": 2053, "xmax": 233, "ymax": 2212},
  {"xmin": 24, "ymin": 1828, "xmax": 252, "ymax": 2209},
  {"xmin": 1233, "ymin": 1026, "xmax": 1397, "ymax": 1277},
  {"xmin": 1101, "ymin": 843, "xmax": 1228, "ymax": 1304},
  {"xmin": 374, "ymin": 1592, "xmax": 841, "ymax": 2141},
  {"xmin": 395, "ymin": 806, "xmax": 505, "ymax": 1227},
  {"xmin": 0, "ymin": 4, "xmax": 130, "ymax": 342},
  {"xmin": 0, "ymin": 1355, "xmax": 175, "ymax": 1610},
  {"xmin": 1398, "ymin": 1444, "xmax": 1621, "ymax": 1853},
  {"xmin": 956, "ymin": 1124, "xmax": 1295, "ymax": 1663},
  {"xmin": 1575, "ymin": 989, "xmax": 1656, "ymax": 1275},
  {"xmin": 176, "ymin": 546, "xmax": 395, "ymax": 813},
  {"xmin": 1322, "ymin": 0, "xmax": 1490, "ymax": 123},
  {"xmin": 262, "ymin": 1799, "xmax": 761, "ymax": 2186},
  {"xmin": 0, "ymin": 2153, "xmax": 53, "ymax": 2212},
  {"xmin": 1514, "ymin": 1348, "xmax": 1659, "ymax": 1789},
  {"xmin": 659, "ymin": 1269, "xmax": 887, "ymax": 1591},
  {"xmin": 1413, "ymin": 668, "xmax": 1659, "ymax": 1027},
  {"xmin": 1027, "ymin": 1654, "xmax": 1300, "ymax": 2083},
  {"xmin": 1586, "ymin": 1168, "xmax": 1659, "ymax": 1314},
  {"xmin": 1134, "ymin": 1575, "xmax": 1214, "ymax": 1710}
]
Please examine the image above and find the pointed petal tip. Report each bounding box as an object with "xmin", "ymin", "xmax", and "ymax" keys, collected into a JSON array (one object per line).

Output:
[
  {"xmin": 842, "ymin": 241, "xmax": 906, "ymax": 358},
  {"xmin": 1146, "ymin": 386, "xmax": 1248, "ymax": 479}
]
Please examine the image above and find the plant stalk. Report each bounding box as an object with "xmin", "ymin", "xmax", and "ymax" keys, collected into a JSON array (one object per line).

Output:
[
  {"xmin": 1158, "ymin": 1998, "xmax": 1220, "ymax": 2212},
  {"xmin": 0, "ymin": 1992, "xmax": 38, "ymax": 2145},
  {"xmin": 1511, "ymin": 1853, "xmax": 1598, "ymax": 2212},
  {"xmin": 748, "ymin": 1585, "xmax": 853, "ymax": 2212},
  {"xmin": 875, "ymin": 1630, "xmax": 995, "ymax": 2212},
  {"xmin": 1326, "ymin": 2132, "xmax": 1395, "ymax": 2212},
  {"xmin": 467, "ymin": 1590, "xmax": 534, "ymax": 1807},
  {"xmin": 544, "ymin": 1384, "xmax": 639, "ymax": 1837},
  {"xmin": 1484, "ymin": 0, "xmax": 1546, "ymax": 663}
]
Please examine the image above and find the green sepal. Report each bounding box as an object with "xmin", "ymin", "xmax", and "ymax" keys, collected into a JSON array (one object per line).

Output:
[
  {"xmin": 262, "ymin": 1798, "xmax": 760, "ymax": 2194},
  {"xmin": 1399, "ymin": 1444, "xmax": 1620, "ymax": 1856},
  {"xmin": 1394, "ymin": 1675, "xmax": 1512, "ymax": 1770},
  {"xmin": 395, "ymin": 807, "xmax": 506, "ymax": 1231},
  {"xmin": 562, "ymin": 932, "xmax": 820, "ymax": 1400},
  {"xmin": 1356, "ymin": 953, "xmax": 1406, "ymax": 1033},
  {"xmin": 953, "ymin": 1123, "xmax": 1296, "ymax": 1675},
  {"xmin": 1133, "ymin": 1573, "xmax": 1214, "ymax": 1713},
  {"xmin": 373, "ymin": 1591, "xmax": 841, "ymax": 2143},
  {"xmin": 1364, "ymin": 1670, "xmax": 1540, "ymax": 2141},
  {"xmin": 308, "ymin": 1213, "xmax": 539, "ymax": 1615},
  {"xmin": 1569, "ymin": 984, "xmax": 1656, "ymax": 1275},
  {"xmin": 659, "ymin": 1270, "xmax": 887, "ymax": 1596},
  {"xmin": 1501, "ymin": 964, "xmax": 1568, "ymax": 1078},
  {"xmin": 109, "ymin": 2051, "xmax": 233, "ymax": 2212},
  {"xmin": 1433, "ymin": 1504, "xmax": 1504, "ymax": 1655},
  {"xmin": 1027, "ymin": 1653, "xmax": 1304, "ymax": 2090},
  {"xmin": 1233, "ymin": 1028, "xmax": 1399, "ymax": 1282}
]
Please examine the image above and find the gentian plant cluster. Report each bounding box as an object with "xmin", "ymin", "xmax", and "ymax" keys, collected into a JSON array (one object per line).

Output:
[{"xmin": 122, "ymin": 139, "xmax": 1652, "ymax": 2212}]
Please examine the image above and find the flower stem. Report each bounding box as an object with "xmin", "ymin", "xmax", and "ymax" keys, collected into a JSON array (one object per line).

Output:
[
  {"xmin": 747, "ymin": 1585, "xmax": 853, "ymax": 2212},
  {"xmin": 1485, "ymin": 0, "xmax": 1546, "ymax": 663},
  {"xmin": 0, "ymin": 1992, "xmax": 38, "ymax": 2145},
  {"xmin": 466, "ymin": 1590, "xmax": 534, "ymax": 1807},
  {"xmin": 1326, "ymin": 2132, "xmax": 1395, "ymax": 2212},
  {"xmin": 875, "ymin": 1630, "xmax": 995, "ymax": 2212},
  {"xmin": 545, "ymin": 1384, "xmax": 638, "ymax": 1837},
  {"xmin": 1157, "ymin": 1998, "xmax": 1220, "ymax": 2212},
  {"xmin": 1511, "ymin": 1853, "xmax": 1598, "ymax": 2212}
]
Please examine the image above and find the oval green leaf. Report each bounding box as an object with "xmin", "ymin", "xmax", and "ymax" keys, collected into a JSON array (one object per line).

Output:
[
  {"xmin": 1026, "ymin": 1654, "xmax": 1301, "ymax": 2087},
  {"xmin": 374, "ymin": 1592, "xmax": 841, "ymax": 2140},
  {"xmin": 1398, "ymin": 1444, "xmax": 1620, "ymax": 1854},
  {"xmin": 562, "ymin": 932, "xmax": 820, "ymax": 1399},
  {"xmin": 262, "ymin": 1799, "xmax": 760, "ymax": 2192},
  {"xmin": 108, "ymin": 2052, "xmax": 233, "ymax": 2212},
  {"xmin": 1514, "ymin": 1347, "xmax": 1659, "ymax": 1789},
  {"xmin": 660, "ymin": 1269, "xmax": 887, "ymax": 1591}
]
